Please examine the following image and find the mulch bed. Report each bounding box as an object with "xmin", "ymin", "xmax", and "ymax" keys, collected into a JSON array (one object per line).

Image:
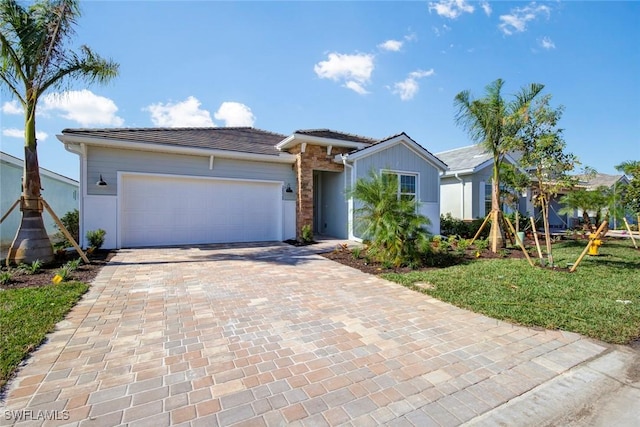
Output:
[{"xmin": 0, "ymin": 250, "xmax": 115, "ymax": 290}]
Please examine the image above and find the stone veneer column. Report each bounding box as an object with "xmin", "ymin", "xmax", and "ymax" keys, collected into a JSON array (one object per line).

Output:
[{"xmin": 290, "ymin": 144, "xmax": 349, "ymax": 240}]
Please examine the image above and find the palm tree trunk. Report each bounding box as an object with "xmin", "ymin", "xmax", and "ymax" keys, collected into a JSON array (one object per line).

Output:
[{"xmin": 6, "ymin": 113, "xmax": 54, "ymax": 265}]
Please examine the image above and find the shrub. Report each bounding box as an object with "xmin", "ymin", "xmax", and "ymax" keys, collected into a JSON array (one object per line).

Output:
[
  {"xmin": 440, "ymin": 213, "xmax": 490, "ymax": 239},
  {"xmin": 301, "ymin": 224, "xmax": 313, "ymax": 243},
  {"xmin": 53, "ymin": 209, "xmax": 79, "ymax": 248},
  {"xmin": 474, "ymin": 238, "xmax": 489, "ymax": 251},
  {"xmin": 19, "ymin": 260, "xmax": 42, "ymax": 275},
  {"xmin": 351, "ymin": 246, "xmax": 362, "ymax": 259},
  {"xmin": 350, "ymin": 170, "xmax": 431, "ymax": 267},
  {"xmin": 64, "ymin": 258, "xmax": 82, "ymax": 271},
  {"xmin": 86, "ymin": 229, "xmax": 106, "ymax": 250},
  {"xmin": 0, "ymin": 271, "xmax": 13, "ymax": 285}
]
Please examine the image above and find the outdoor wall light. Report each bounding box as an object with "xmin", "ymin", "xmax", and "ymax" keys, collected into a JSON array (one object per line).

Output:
[
  {"xmin": 285, "ymin": 183, "xmax": 293, "ymax": 193},
  {"xmin": 96, "ymin": 174, "xmax": 107, "ymax": 186}
]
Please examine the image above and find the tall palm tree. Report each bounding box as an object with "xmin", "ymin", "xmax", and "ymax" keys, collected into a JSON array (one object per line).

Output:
[
  {"xmin": 454, "ymin": 79, "xmax": 544, "ymax": 252},
  {"xmin": 0, "ymin": 0, "xmax": 118, "ymax": 264}
]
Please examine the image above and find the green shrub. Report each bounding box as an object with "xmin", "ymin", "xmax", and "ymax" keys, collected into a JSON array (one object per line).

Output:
[
  {"xmin": 53, "ymin": 209, "xmax": 79, "ymax": 248},
  {"xmin": 301, "ymin": 224, "xmax": 313, "ymax": 243},
  {"xmin": 440, "ymin": 213, "xmax": 490, "ymax": 239},
  {"xmin": 0, "ymin": 271, "xmax": 13, "ymax": 286},
  {"xmin": 19, "ymin": 260, "xmax": 42, "ymax": 275},
  {"xmin": 64, "ymin": 258, "xmax": 82, "ymax": 271},
  {"xmin": 351, "ymin": 246, "xmax": 362, "ymax": 259},
  {"xmin": 474, "ymin": 238, "xmax": 489, "ymax": 251},
  {"xmin": 86, "ymin": 229, "xmax": 106, "ymax": 250},
  {"xmin": 350, "ymin": 170, "xmax": 431, "ymax": 267}
]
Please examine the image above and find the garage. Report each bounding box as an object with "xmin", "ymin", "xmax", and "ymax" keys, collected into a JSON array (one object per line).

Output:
[{"xmin": 120, "ymin": 173, "xmax": 282, "ymax": 247}]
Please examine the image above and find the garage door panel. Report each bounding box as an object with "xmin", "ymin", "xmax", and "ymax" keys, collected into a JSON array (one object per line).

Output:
[{"xmin": 121, "ymin": 175, "xmax": 281, "ymax": 247}]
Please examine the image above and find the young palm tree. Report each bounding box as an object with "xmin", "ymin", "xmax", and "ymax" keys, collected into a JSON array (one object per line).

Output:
[
  {"xmin": 0, "ymin": 0, "xmax": 118, "ymax": 264},
  {"xmin": 454, "ymin": 78, "xmax": 544, "ymax": 252},
  {"xmin": 350, "ymin": 170, "xmax": 431, "ymax": 268}
]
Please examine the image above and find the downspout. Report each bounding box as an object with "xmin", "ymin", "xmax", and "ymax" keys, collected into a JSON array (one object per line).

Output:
[
  {"xmin": 341, "ymin": 154, "xmax": 357, "ymax": 241},
  {"xmin": 454, "ymin": 173, "xmax": 465, "ymax": 220}
]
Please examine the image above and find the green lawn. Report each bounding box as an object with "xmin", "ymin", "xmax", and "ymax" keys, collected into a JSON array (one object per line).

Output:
[
  {"xmin": 0, "ymin": 282, "xmax": 88, "ymax": 388},
  {"xmin": 383, "ymin": 239, "xmax": 640, "ymax": 344}
]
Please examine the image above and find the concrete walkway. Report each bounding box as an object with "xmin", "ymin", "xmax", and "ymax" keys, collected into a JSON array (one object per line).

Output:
[{"xmin": 0, "ymin": 241, "xmax": 635, "ymax": 426}]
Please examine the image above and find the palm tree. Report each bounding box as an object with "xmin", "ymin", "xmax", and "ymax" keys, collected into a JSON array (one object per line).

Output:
[
  {"xmin": 0, "ymin": 0, "xmax": 118, "ymax": 264},
  {"xmin": 350, "ymin": 170, "xmax": 431, "ymax": 267},
  {"xmin": 454, "ymin": 79, "xmax": 544, "ymax": 252}
]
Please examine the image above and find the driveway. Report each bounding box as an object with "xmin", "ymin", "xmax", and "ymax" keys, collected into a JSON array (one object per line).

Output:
[{"xmin": 0, "ymin": 241, "xmax": 623, "ymax": 426}]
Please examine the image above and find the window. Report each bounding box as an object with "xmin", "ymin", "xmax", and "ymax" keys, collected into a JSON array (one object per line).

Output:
[{"xmin": 383, "ymin": 171, "xmax": 417, "ymax": 201}]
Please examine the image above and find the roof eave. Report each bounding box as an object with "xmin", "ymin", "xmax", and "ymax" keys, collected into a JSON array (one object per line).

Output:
[
  {"xmin": 57, "ymin": 134, "xmax": 297, "ymax": 164},
  {"xmin": 276, "ymin": 133, "xmax": 370, "ymax": 151}
]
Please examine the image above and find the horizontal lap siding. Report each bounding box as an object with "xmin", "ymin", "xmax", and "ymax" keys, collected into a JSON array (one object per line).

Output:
[
  {"xmin": 354, "ymin": 143, "xmax": 440, "ymax": 203},
  {"xmin": 86, "ymin": 146, "xmax": 295, "ymax": 197}
]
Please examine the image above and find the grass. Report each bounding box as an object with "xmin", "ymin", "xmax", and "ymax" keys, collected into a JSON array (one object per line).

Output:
[
  {"xmin": 0, "ymin": 282, "xmax": 89, "ymax": 389},
  {"xmin": 383, "ymin": 239, "xmax": 640, "ymax": 344}
]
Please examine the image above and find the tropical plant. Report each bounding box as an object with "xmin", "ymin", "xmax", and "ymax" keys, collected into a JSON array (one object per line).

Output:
[
  {"xmin": 559, "ymin": 187, "xmax": 611, "ymax": 231},
  {"xmin": 350, "ymin": 170, "xmax": 431, "ymax": 267},
  {"xmin": 86, "ymin": 229, "xmax": 106, "ymax": 250},
  {"xmin": 616, "ymin": 160, "xmax": 640, "ymax": 216},
  {"xmin": 19, "ymin": 259, "xmax": 42, "ymax": 275},
  {"xmin": 0, "ymin": 270, "xmax": 13, "ymax": 285},
  {"xmin": 0, "ymin": 0, "xmax": 119, "ymax": 265},
  {"xmin": 301, "ymin": 224, "xmax": 313, "ymax": 243},
  {"xmin": 454, "ymin": 78, "xmax": 544, "ymax": 252},
  {"xmin": 515, "ymin": 95, "xmax": 578, "ymax": 266},
  {"xmin": 53, "ymin": 209, "xmax": 79, "ymax": 248}
]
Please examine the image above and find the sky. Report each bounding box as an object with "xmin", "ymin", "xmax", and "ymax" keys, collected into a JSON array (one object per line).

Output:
[{"xmin": 1, "ymin": 0, "xmax": 639, "ymax": 182}]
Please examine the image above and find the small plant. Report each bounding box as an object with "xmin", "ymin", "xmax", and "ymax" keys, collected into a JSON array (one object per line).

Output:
[
  {"xmin": 53, "ymin": 209, "xmax": 79, "ymax": 248},
  {"xmin": 19, "ymin": 260, "xmax": 42, "ymax": 275},
  {"xmin": 474, "ymin": 238, "xmax": 489, "ymax": 251},
  {"xmin": 498, "ymin": 249, "xmax": 509, "ymax": 258},
  {"xmin": 86, "ymin": 229, "xmax": 106, "ymax": 250},
  {"xmin": 351, "ymin": 246, "xmax": 362, "ymax": 259},
  {"xmin": 0, "ymin": 270, "xmax": 13, "ymax": 285},
  {"xmin": 301, "ymin": 224, "xmax": 313, "ymax": 244},
  {"xmin": 64, "ymin": 258, "xmax": 82, "ymax": 271},
  {"xmin": 53, "ymin": 266, "xmax": 71, "ymax": 283},
  {"xmin": 457, "ymin": 238, "xmax": 471, "ymax": 250}
]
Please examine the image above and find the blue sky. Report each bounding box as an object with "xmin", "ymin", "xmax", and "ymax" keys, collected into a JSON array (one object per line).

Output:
[{"xmin": 1, "ymin": 0, "xmax": 639, "ymax": 181}]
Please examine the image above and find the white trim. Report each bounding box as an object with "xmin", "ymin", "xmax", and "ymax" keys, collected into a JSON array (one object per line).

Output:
[
  {"xmin": 380, "ymin": 169, "xmax": 420, "ymax": 202},
  {"xmin": 276, "ymin": 133, "xmax": 370, "ymax": 151},
  {"xmin": 58, "ymin": 134, "xmax": 297, "ymax": 164},
  {"xmin": 344, "ymin": 135, "xmax": 448, "ymax": 172}
]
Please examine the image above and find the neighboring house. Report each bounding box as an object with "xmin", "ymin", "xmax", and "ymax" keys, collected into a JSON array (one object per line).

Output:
[
  {"xmin": 57, "ymin": 128, "xmax": 447, "ymax": 249},
  {"xmin": 563, "ymin": 173, "xmax": 630, "ymax": 229},
  {"xmin": 435, "ymin": 144, "xmax": 528, "ymax": 221},
  {"xmin": 1, "ymin": 151, "xmax": 79, "ymax": 252}
]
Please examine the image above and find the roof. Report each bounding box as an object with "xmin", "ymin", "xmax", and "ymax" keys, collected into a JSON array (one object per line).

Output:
[
  {"xmin": 0, "ymin": 151, "xmax": 78, "ymax": 184},
  {"xmin": 435, "ymin": 144, "xmax": 493, "ymax": 172},
  {"xmin": 293, "ymin": 129, "xmax": 378, "ymax": 145},
  {"xmin": 575, "ymin": 173, "xmax": 628, "ymax": 190},
  {"xmin": 61, "ymin": 127, "xmax": 288, "ymax": 156}
]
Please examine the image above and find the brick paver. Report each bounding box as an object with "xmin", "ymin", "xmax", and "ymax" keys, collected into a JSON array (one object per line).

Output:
[{"xmin": 0, "ymin": 241, "xmax": 607, "ymax": 426}]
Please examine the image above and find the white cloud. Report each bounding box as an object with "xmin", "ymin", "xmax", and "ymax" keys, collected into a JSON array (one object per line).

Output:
[
  {"xmin": 540, "ymin": 36, "xmax": 556, "ymax": 49},
  {"xmin": 480, "ymin": 1, "xmax": 492, "ymax": 16},
  {"xmin": 214, "ymin": 102, "xmax": 255, "ymax": 127},
  {"xmin": 3, "ymin": 128, "xmax": 48, "ymax": 141},
  {"xmin": 145, "ymin": 96, "xmax": 214, "ymax": 127},
  {"xmin": 314, "ymin": 52, "xmax": 375, "ymax": 95},
  {"xmin": 499, "ymin": 3, "xmax": 551, "ymax": 35},
  {"xmin": 391, "ymin": 69, "xmax": 435, "ymax": 101},
  {"xmin": 2, "ymin": 100, "xmax": 22, "ymax": 115},
  {"xmin": 41, "ymin": 90, "xmax": 124, "ymax": 127},
  {"xmin": 433, "ymin": 24, "xmax": 452, "ymax": 37},
  {"xmin": 378, "ymin": 39, "xmax": 403, "ymax": 52},
  {"xmin": 428, "ymin": 0, "xmax": 474, "ymax": 19}
]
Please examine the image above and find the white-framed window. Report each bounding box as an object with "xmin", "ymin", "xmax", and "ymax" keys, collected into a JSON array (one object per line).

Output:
[{"xmin": 383, "ymin": 170, "xmax": 418, "ymax": 201}]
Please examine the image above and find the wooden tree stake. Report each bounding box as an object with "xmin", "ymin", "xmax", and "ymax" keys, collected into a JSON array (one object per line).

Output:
[
  {"xmin": 530, "ymin": 216, "xmax": 544, "ymax": 261},
  {"xmin": 504, "ymin": 216, "xmax": 534, "ymax": 267},
  {"xmin": 623, "ymin": 217, "xmax": 638, "ymax": 249},
  {"xmin": 0, "ymin": 199, "xmax": 20, "ymax": 225},
  {"xmin": 41, "ymin": 199, "xmax": 90, "ymax": 264},
  {"xmin": 469, "ymin": 212, "xmax": 491, "ymax": 246},
  {"xmin": 569, "ymin": 221, "xmax": 607, "ymax": 273}
]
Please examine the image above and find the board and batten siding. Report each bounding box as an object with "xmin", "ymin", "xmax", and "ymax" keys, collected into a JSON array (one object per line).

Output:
[
  {"xmin": 353, "ymin": 143, "xmax": 440, "ymax": 203},
  {"xmin": 86, "ymin": 146, "xmax": 296, "ymax": 198}
]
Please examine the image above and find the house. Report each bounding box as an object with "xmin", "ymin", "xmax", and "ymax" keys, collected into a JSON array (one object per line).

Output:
[
  {"xmin": 1, "ymin": 151, "xmax": 79, "ymax": 253},
  {"xmin": 57, "ymin": 127, "xmax": 447, "ymax": 249},
  {"xmin": 435, "ymin": 144, "xmax": 528, "ymax": 221},
  {"xmin": 565, "ymin": 173, "xmax": 630, "ymax": 229}
]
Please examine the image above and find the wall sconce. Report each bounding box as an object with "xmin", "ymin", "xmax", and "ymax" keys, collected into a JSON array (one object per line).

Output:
[
  {"xmin": 96, "ymin": 174, "xmax": 107, "ymax": 187},
  {"xmin": 285, "ymin": 183, "xmax": 293, "ymax": 193}
]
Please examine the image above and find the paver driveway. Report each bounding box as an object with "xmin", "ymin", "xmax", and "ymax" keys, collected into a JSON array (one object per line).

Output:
[{"xmin": 1, "ymin": 241, "xmax": 607, "ymax": 426}]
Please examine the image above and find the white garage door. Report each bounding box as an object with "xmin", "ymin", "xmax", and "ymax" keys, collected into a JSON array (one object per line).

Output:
[{"xmin": 121, "ymin": 174, "xmax": 282, "ymax": 247}]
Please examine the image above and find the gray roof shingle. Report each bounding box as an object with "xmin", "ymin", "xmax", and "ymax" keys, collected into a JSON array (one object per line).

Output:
[
  {"xmin": 61, "ymin": 127, "xmax": 288, "ymax": 156},
  {"xmin": 294, "ymin": 129, "xmax": 378, "ymax": 144},
  {"xmin": 435, "ymin": 145, "xmax": 492, "ymax": 172}
]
